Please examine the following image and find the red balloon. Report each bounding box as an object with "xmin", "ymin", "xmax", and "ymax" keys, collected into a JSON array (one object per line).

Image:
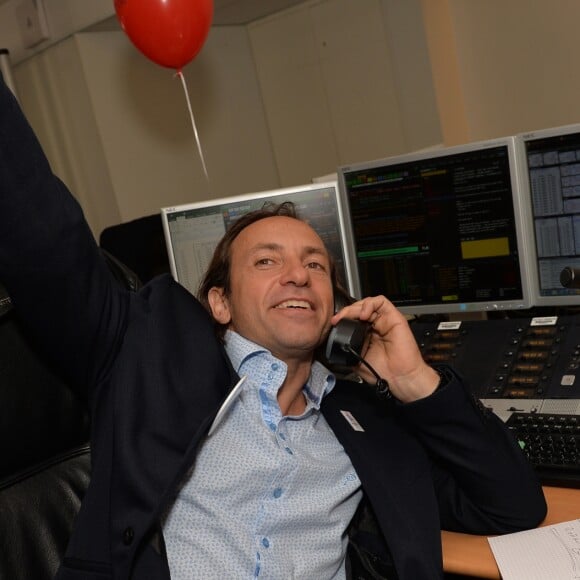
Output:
[{"xmin": 114, "ymin": 0, "xmax": 213, "ymax": 70}]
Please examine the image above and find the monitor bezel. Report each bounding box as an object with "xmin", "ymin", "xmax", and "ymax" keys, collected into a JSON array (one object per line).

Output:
[
  {"xmin": 337, "ymin": 136, "xmax": 534, "ymax": 316},
  {"xmin": 518, "ymin": 123, "xmax": 580, "ymax": 308},
  {"xmin": 160, "ymin": 181, "xmax": 358, "ymax": 299}
]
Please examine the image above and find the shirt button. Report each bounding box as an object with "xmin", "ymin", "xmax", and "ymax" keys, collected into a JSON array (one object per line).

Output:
[
  {"xmin": 122, "ymin": 526, "xmax": 134, "ymax": 545},
  {"xmin": 284, "ymin": 447, "xmax": 293, "ymax": 455},
  {"xmin": 273, "ymin": 487, "xmax": 283, "ymax": 498},
  {"xmin": 262, "ymin": 538, "xmax": 270, "ymax": 548},
  {"xmin": 271, "ymin": 363, "xmax": 279, "ymax": 371}
]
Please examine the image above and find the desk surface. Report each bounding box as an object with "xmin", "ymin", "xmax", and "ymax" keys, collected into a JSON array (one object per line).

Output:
[{"xmin": 441, "ymin": 486, "xmax": 580, "ymax": 579}]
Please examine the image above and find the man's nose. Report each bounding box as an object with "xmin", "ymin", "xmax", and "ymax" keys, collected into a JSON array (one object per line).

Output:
[{"xmin": 280, "ymin": 259, "xmax": 309, "ymax": 286}]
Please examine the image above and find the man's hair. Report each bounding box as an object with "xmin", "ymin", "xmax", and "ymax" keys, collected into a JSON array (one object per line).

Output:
[{"xmin": 197, "ymin": 201, "xmax": 352, "ymax": 340}]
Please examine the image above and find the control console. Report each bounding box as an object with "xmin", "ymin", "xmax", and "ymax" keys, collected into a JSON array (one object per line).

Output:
[{"xmin": 410, "ymin": 315, "xmax": 580, "ymax": 399}]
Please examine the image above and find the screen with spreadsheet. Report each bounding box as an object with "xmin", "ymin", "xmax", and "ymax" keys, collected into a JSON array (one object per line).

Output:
[
  {"xmin": 520, "ymin": 124, "xmax": 580, "ymax": 306},
  {"xmin": 161, "ymin": 182, "xmax": 356, "ymax": 298}
]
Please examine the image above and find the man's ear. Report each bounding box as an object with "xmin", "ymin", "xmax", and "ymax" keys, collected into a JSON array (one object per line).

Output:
[{"xmin": 207, "ymin": 287, "xmax": 232, "ymax": 325}]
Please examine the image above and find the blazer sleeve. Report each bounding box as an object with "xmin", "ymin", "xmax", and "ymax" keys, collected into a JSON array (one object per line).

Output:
[
  {"xmin": 0, "ymin": 72, "xmax": 127, "ymax": 393},
  {"xmin": 397, "ymin": 366, "xmax": 547, "ymax": 534}
]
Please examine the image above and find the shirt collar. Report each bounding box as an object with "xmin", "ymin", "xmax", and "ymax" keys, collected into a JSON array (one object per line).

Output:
[{"xmin": 224, "ymin": 330, "xmax": 336, "ymax": 408}]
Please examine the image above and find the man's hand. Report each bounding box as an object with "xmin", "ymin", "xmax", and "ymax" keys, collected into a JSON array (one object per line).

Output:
[{"xmin": 331, "ymin": 295, "xmax": 440, "ymax": 403}]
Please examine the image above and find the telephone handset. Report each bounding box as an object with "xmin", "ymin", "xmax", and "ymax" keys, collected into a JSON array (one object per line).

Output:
[
  {"xmin": 324, "ymin": 317, "xmax": 391, "ymax": 398},
  {"xmin": 325, "ymin": 318, "xmax": 369, "ymax": 367}
]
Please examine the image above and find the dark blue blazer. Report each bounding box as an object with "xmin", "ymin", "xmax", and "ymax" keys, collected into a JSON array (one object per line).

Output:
[{"xmin": 0, "ymin": 74, "xmax": 546, "ymax": 580}]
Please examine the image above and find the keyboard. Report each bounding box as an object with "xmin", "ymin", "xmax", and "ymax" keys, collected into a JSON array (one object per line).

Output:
[{"xmin": 505, "ymin": 412, "xmax": 580, "ymax": 488}]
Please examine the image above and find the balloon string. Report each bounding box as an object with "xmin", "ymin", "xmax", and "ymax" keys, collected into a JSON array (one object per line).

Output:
[{"xmin": 175, "ymin": 70, "xmax": 210, "ymax": 187}]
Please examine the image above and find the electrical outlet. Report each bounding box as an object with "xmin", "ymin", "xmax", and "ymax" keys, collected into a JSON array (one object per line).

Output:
[{"xmin": 16, "ymin": 0, "xmax": 49, "ymax": 49}]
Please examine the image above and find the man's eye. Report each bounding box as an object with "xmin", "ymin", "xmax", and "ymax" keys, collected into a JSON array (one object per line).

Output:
[
  {"xmin": 306, "ymin": 261, "xmax": 326, "ymax": 271},
  {"xmin": 256, "ymin": 258, "xmax": 274, "ymax": 266}
]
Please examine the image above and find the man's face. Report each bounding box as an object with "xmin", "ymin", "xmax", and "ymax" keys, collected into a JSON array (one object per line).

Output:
[{"xmin": 208, "ymin": 216, "xmax": 334, "ymax": 362}]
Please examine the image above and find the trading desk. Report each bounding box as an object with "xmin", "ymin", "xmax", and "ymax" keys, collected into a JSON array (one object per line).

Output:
[{"xmin": 441, "ymin": 486, "xmax": 580, "ymax": 578}]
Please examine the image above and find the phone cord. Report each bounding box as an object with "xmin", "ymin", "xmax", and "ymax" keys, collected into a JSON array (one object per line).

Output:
[{"xmin": 342, "ymin": 345, "xmax": 391, "ymax": 399}]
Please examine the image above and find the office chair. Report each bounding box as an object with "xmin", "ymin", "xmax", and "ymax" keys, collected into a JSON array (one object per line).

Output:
[
  {"xmin": 99, "ymin": 213, "xmax": 170, "ymax": 284},
  {"xmin": 0, "ymin": 251, "xmax": 141, "ymax": 580}
]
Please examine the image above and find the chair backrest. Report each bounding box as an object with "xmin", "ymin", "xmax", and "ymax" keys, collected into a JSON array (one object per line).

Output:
[
  {"xmin": 99, "ymin": 213, "xmax": 170, "ymax": 284},
  {"xmin": 0, "ymin": 445, "xmax": 91, "ymax": 580}
]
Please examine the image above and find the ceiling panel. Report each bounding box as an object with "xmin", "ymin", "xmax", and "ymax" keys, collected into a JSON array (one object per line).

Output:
[
  {"xmin": 213, "ymin": 0, "xmax": 306, "ymax": 25},
  {"xmin": 72, "ymin": 0, "xmax": 308, "ymax": 32}
]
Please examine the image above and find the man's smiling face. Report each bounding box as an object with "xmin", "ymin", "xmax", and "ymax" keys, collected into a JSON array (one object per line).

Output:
[{"xmin": 208, "ymin": 216, "xmax": 334, "ymax": 363}]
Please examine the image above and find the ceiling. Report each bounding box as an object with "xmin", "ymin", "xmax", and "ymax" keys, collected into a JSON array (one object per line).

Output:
[
  {"xmin": 89, "ymin": 0, "xmax": 309, "ymax": 33},
  {"xmin": 0, "ymin": 1, "xmax": 311, "ymax": 66},
  {"xmin": 212, "ymin": 0, "xmax": 307, "ymax": 25},
  {"xmin": 0, "ymin": 0, "xmax": 308, "ymax": 17}
]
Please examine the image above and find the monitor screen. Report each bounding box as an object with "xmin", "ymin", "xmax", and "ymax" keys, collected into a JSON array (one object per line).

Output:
[
  {"xmin": 338, "ymin": 137, "xmax": 532, "ymax": 315},
  {"xmin": 161, "ymin": 182, "xmax": 356, "ymax": 298},
  {"xmin": 520, "ymin": 124, "xmax": 580, "ymax": 307}
]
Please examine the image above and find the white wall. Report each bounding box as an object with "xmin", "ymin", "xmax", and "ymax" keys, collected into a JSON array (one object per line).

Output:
[
  {"xmin": 380, "ymin": 0, "xmax": 441, "ymax": 152},
  {"xmin": 77, "ymin": 27, "xmax": 280, "ymax": 223},
  {"xmin": 14, "ymin": 25, "xmax": 280, "ymax": 236},
  {"xmin": 10, "ymin": 0, "xmax": 580, "ymax": 233},
  {"xmin": 248, "ymin": 0, "xmax": 441, "ymax": 184},
  {"xmin": 10, "ymin": 0, "xmax": 441, "ymax": 236},
  {"xmin": 0, "ymin": 0, "xmax": 115, "ymax": 64},
  {"xmin": 422, "ymin": 0, "xmax": 580, "ymax": 143},
  {"xmin": 15, "ymin": 36, "xmax": 121, "ymax": 235}
]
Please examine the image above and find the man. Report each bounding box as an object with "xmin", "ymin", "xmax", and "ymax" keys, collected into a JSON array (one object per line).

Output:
[{"xmin": 0, "ymin": 72, "xmax": 546, "ymax": 579}]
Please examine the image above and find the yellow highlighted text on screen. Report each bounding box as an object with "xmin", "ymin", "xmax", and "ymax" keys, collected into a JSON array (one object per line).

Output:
[{"xmin": 461, "ymin": 237, "xmax": 509, "ymax": 260}]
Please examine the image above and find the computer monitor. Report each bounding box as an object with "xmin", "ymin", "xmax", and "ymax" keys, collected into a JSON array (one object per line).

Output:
[
  {"xmin": 161, "ymin": 182, "xmax": 356, "ymax": 298},
  {"xmin": 337, "ymin": 137, "xmax": 532, "ymax": 316},
  {"xmin": 519, "ymin": 124, "xmax": 580, "ymax": 307}
]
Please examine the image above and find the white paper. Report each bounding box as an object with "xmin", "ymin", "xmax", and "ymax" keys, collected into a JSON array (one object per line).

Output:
[{"xmin": 488, "ymin": 519, "xmax": 580, "ymax": 580}]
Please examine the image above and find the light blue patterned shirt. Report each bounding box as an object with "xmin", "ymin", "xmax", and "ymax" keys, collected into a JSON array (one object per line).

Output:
[{"xmin": 162, "ymin": 330, "xmax": 363, "ymax": 579}]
